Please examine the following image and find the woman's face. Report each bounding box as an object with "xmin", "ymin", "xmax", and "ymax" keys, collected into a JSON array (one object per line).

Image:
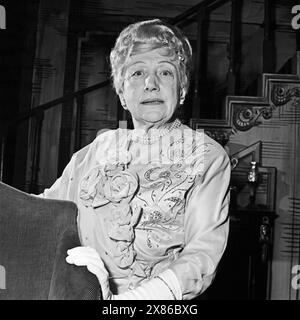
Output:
[{"xmin": 119, "ymin": 48, "xmax": 183, "ymax": 128}]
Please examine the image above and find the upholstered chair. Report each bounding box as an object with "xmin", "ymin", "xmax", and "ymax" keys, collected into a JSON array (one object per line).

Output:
[{"xmin": 0, "ymin": 182, "xmax": 101, "ymax": 300}]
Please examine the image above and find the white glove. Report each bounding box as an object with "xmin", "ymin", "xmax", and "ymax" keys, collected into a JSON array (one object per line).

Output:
[{"xmin": 66, "ymin": 246, "xmax": 182, "ymax": 300}]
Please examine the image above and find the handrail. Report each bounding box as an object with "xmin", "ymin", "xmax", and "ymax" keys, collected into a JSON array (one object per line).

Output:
[
  {"xmin": 0, "ymin": 79, "xmax": 110, "ymax": 136},
  {"xmin": 169, "ymin": 0, "xmax": 229, "ymax": 26}
]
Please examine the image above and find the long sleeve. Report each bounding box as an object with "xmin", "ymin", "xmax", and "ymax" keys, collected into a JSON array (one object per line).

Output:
[
  {"xmin": 168, "ymin": 143, "xmax": 231, "ymax": 300},
  {"xmin": 112, "ymin": 269, "xmax": 182, "ymax": 300},
  {"xmin": 38, "ymin": 131, "xmax": 117, "ymax": 201},
  {"xmin": 38, "ymin": 143, "xmax": 91, "ymax": 201},
  {"xmin": 38, "ymin": 154, "xmax": 76, "ymax": 201}
]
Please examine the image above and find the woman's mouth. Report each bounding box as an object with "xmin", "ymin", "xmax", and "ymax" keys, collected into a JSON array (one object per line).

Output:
[{"xmin": 141, "ymin": 99, "xmax": 164, "ymax": 105}]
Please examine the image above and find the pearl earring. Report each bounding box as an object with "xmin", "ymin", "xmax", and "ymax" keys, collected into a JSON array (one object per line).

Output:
[
  {"xmin": 180, "ymin": 94, "xmax": 185, "ymax": 105},
  {"xmin": 121, "ymin": 100, "xmax": 127, "ymax": 109}
]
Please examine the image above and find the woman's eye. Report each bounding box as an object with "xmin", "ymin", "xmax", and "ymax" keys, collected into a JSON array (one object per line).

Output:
[
  {"xmin": 160, "ymin": 70, "xmax": 173, "ymax": 77},
  {"xmin": 131, "ymin": 70, "xmax": 144, "ymax": 77}
]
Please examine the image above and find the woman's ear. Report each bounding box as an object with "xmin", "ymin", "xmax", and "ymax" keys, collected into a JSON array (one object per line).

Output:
[
  {"xmin": 119, "ymin": 93, "xmax": 127, "ymax": 110},
  {"xmin": 180, "ymin": 88, "xmax": 187, "ymax": 105}
]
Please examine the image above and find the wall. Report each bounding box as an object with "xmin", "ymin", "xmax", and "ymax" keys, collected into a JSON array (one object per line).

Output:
[
  {"xmin": 25, "ymin": 0, "xmax": 70, "ymax": 192},
  {"xmin": 0, "ymin": 0, "xmax": 39, "ymax": 188}
]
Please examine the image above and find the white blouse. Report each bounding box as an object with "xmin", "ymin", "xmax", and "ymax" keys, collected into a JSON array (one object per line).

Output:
[{"xmin": 40, "ymin": 122, "xmax": 231, "ymax": 300}]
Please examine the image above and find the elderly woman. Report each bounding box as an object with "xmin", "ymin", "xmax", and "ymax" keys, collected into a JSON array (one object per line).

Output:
[{"xmin": 41, "ymin": 19, "xmax": 231, "ymax": 300}]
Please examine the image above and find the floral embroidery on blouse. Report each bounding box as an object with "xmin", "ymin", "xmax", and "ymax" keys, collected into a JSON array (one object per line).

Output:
[
  {"xmin": 79, "ymin": 165, "xmax": 109, "ymax": 208},
  {"xmin": 135, "ymin": 163, "xmax": 196, "ymax": 224},
  {"xmin": 79, "ymin": 164, "xmax": 138, "ymax": 208},
  {"xmin": 79, "ymin": 157, "xmax": 142, "ymax": 269}
]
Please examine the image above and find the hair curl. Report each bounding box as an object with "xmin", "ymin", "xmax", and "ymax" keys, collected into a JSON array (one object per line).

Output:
[{"xmin": 110, "ymin": 19, "xmax": 193, "ymax": 95}]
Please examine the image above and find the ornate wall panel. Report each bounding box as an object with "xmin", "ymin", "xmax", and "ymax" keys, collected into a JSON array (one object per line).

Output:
[
  {"xmin": 191, "ymin": 70, "xmax": 300, "ymax": 300},
  {"xmin": 226, "ymin": 75, "xmax": 300, "ymax": 300}
]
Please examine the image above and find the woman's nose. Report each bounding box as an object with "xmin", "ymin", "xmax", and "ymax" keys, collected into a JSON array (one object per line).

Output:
[{"xmin": 144, "ymin": 73, "xmax": 159, "ymax": 91}]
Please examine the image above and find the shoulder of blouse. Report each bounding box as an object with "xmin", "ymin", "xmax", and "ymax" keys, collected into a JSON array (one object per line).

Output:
[
  {"xmin": 203, "ymin": 132, "xmax": 229, "ymax": 158},
  {"xmin": 201, "ymin": 133, "xmax": 231, "ymax": 180},
  {"xmin": 70, "ymin": 129, "xmax": 120, "ymax": 168},
  {"xmin": 180, "ymin": 124, "xmax": 230, "ymax": 166},
  {"xmin": 94, "ymin": 128, "xmax": 121, "ymax": 143},
  {"xmin": 93, "ymin": 128, "xmax": 131, "ymax": 147},
  {"xmin": 181, "ymin": 126, "xmax": 230, "ymax": 182}
]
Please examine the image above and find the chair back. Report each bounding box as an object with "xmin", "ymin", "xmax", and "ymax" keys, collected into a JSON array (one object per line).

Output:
[{"xmin": 0, "ymin": 182, "xmax": 78, "ymax": 299}]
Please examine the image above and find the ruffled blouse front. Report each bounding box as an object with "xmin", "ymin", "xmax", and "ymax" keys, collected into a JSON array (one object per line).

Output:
[
  {"xmin": 40, "ymin": 122, "xmax": 231, "ymax": 299},
  {"xmin": 79, "ymin": 162, "xmax": 141, "ymax": 269}
]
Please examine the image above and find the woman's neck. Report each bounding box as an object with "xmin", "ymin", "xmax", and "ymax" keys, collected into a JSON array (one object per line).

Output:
[
  {"xmin": 132, "ymin": 119, "xmax": 173, "ymax": 135},
  {"xmin": 130, "ymin": 118, "xmax": 182, "ymax": 145}
]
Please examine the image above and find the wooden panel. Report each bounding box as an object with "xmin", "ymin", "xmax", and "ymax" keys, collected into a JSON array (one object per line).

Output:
[
  {"xmin": 26, "ymin": 0, "xmax": 70, "ymax": 192},
  {"xmin": 191, "ymin": 68, "xmax": 300, "ymax": 300},
  {"xmin": 76, "ymin": 33, "xmax": 119, "ymax": 147},
  {"xmin": 227, "ymin": 80, "xmax": 300, "ymax": 300}
]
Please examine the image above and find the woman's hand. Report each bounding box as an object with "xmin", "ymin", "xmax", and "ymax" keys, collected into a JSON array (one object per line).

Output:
[{"xmin": 66, "ymin": 246, "xmax": 112, "ymax": 300}]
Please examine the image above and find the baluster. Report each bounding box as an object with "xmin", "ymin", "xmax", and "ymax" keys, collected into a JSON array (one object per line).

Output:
[
  {"xmin": 193, "ymin": 6, "xmax": 209, "ymax": 118},
  {"xmin": 227, "ymin": 0, "xmax": 242, "ymax": 95},
  {"xmin": 263, "ymin": 0, "xmax": 276, "ymax": 73},
  {"xmin": 29, "ymin": 112, "xmax": 44, "ymax": 194}
]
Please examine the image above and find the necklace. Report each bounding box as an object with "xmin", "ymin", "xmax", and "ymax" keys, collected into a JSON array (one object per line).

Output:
[{"xmin": 130, "ymin": 119, "xmax": 182, "ymax": 145}]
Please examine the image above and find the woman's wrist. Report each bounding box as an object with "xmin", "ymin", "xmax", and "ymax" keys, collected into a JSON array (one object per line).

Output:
[
  {"xmin": 155, "ymin": 269, "xmax": 182, "ymax": 300},
  {"xmin": 111, "ymin": 269, "xmax": 182, "ymax": 300}
]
